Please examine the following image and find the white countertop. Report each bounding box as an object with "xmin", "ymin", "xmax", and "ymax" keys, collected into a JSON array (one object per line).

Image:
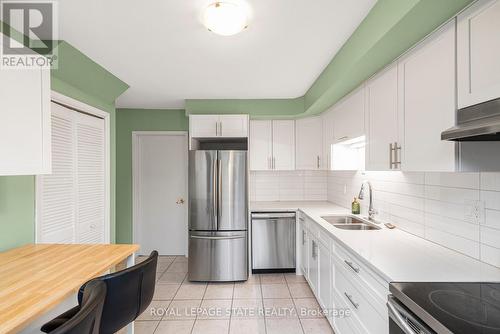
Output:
[{"xmin": 250, "ymin": 201, "xmax": 500, "ymax": 283}]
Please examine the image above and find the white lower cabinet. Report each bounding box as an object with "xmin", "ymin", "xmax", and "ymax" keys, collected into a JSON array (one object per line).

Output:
[
  {"xmin": 318, "ymin": 241, "xmax": 332, "ymax": 311},
  {"xmin": 299, "ymin": 218, "xmax": 308, "ymax": 278},
  {"xmin": 308, "ymin": 236, "xmax": 319, "ymax": 294},
  {"xmin": 300, "ymin": 212, "xmax": 390, "ymax": 334}
]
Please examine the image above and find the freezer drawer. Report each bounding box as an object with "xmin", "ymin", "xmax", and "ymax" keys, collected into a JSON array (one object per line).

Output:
[
  {"xmin": 251, "ymin": 212, "xmax": 296, "ymax": 270},
  {"xmin": 188, "ymin": 231, "xmax": 248, "ymax": 282}
]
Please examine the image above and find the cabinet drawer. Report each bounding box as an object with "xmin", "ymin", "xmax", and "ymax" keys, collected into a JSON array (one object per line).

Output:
[
  {"xmin": 332, "ymin": 241, "xmax": 389, "ymax": 307},
  {"xmin": 335, "ymin": 263, "xmax": 387, "ymax": 334},
  {"xmin": 331, "ymin": 289, "xmax": 360, "ymax": 334}
]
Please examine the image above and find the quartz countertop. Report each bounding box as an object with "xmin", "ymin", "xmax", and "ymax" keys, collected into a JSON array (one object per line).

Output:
[{"xmin": 250, "ymin": 201, "xmax": 500, "ymax": 283}]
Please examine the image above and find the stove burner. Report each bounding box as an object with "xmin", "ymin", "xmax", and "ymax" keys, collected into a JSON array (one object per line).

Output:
[{"xmin": 429, "ymin": 290, "xmax": 500, "ymax": 331}]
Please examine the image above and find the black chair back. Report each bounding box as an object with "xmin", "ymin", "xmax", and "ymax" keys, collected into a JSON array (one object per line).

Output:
[
  {"xmin": 50, "ymin": 280, "xmax": 106, "ymax": 334},
  {"xmin": 79, "ymin": 250, "xmax": 158, "ymax": 334}
]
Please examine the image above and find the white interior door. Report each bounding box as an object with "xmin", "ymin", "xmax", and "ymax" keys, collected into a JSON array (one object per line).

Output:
[{"xmin": 134, "ymin": 133, "xmax": 188, "ymax": 255}]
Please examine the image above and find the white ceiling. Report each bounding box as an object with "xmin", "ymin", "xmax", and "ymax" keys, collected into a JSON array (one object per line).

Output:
[{"xmin": 59, "ymin": 0, "xmax": 376, "ymax": 109}]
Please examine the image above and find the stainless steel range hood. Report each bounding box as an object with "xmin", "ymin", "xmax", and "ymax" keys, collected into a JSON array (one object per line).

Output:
[{"xmin": 441, "ymin": 98, "xmax": 500, "ymax": 141}]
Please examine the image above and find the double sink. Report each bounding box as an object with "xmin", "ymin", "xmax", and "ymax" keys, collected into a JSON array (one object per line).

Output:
[{"xmin": 320, "ymin": 215, "xmax": 381, "ymax": 230}]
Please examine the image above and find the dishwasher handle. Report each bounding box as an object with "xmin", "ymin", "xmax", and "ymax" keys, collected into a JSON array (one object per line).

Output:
[{"xmin": 251, "ymin": 212, "xmax": 296, "ymax": 220}]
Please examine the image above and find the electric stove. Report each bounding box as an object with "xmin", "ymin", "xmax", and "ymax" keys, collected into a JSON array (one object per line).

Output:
[{"xmin": 389, "ymin": 282, "xmax": 500, "ymax": 334}]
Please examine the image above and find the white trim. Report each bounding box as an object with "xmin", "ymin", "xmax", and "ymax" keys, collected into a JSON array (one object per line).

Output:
[
  {"xmin": 132, "ymin": 131, "xmax": 189, "ymax": 256},
  {"xmin": 35, "ymin": 91, "xmax": 112, "ymax": 244}
]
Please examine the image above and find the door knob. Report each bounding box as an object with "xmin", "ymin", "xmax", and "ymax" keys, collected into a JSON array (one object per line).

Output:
[{"xmin": 176, "ymin": 198, "xmax": 185, "ymax": 204}]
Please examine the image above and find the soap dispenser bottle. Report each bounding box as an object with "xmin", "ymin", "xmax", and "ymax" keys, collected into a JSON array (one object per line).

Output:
[{"xmin": 352, "ymin": 197, "xmax": 360, "ymax": 215}]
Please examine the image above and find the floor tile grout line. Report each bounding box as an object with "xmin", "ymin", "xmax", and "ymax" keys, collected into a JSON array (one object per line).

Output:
[
  {"xmin": 259, "ymin": 276, "xmax": 269, "ymax": 334},
  {"xmin": 286, "ymin": 281, "xmax": 306, "ymax": 334}
]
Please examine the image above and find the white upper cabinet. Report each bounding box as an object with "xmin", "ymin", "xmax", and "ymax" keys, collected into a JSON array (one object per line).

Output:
[
  {"xmin": 249, "ymin": 120, "xmax": 273, "ymax": 170},
  {"xmin": 296, "ymin": 116, "xmax": 324, "ymax": 170},
  {"xmin": 398, "ymin": 21, "xmax": 456, "ymax": 172},
  {"xmin": 189, "ymin": 115, "xmax": 219, "ymax": 138},
  {"xmin": 365, "ymin": 64, "xmax": 400, "ymax": 171},
  {"xmin": 219, "ymin": 115, "xmax": 248, "ymax": 137},
  {"xmin": 458, "ymin": 0, "xmax": 500, "ymax": 108},
  {"xmin": 0, "ymin": 38, "xmax": 51, "ymax": 175},
  {"xmin": 189, "ymin": 114, "xmax": 248, "ymax": 138},
  {"xmin": 322, "ymin": 109, "xmax": 335, "ymax": 170},
  {"xmin": 249, "ymin": 119, "xmax": 295, "ymax": 171},
  {"xmin": 333, "ymin": 87, "xmax": 365, "ymax": 143},
  {"xmin": 272, "ymin": 120, "xmax": 295, "ymax": 170}
]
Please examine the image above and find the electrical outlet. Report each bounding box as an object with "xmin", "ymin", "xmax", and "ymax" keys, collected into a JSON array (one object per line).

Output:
[{"xmin": 464, "ymin": 199, "xmax": 484, "ymax": 224}]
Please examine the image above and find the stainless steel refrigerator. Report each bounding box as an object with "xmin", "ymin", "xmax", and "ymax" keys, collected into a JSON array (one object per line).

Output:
[{"xmin": 188, "ymin": 150, "xmax": 248, "ymax": 282}]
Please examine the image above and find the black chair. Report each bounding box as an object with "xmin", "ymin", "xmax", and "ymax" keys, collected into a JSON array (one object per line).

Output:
[
  {"xmin": 41, "ymin": 280, "xmax": 106, "ymax": 334},
  {"xmin": 42, "ymin": 250, "xmax": 158, "ymax": 334}
]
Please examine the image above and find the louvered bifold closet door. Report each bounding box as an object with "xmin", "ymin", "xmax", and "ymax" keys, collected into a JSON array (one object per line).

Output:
[
  {"xmin": 37, "ymin": 103, "xmax": 76, "ymax": 243},
  {"xmin": 75, "ymin": 112, "xmax": 105, "ymax": 243},
  {"xmin": 37, "ymin": 103, "xmax": 105, "ymax": 244}
]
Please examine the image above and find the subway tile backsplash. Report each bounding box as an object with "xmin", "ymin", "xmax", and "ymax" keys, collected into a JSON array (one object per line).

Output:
[
  {"xmin": 250, "ymin": 171, "xmax": 328, "ymax": 202},
  {"xmin": 327, "ymin": 171, "xmax": 500, "ymax": 268}
]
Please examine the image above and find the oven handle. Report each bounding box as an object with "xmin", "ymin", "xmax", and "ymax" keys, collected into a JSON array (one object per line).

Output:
[{"xmin": 387, "ymin": 296, "xmax": 418, "ymax": 334}]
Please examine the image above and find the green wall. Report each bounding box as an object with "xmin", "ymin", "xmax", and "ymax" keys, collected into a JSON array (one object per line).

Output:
[
  {"xmin": 186, "ymin": 0, "xmax": 474, "ymax": 118},
  {"xmin": 186, "ymin": 98, "xmax": 304, "ymax": 119},
  {"xmin": 0, "ymin": 40, "xmax": 128, "ymax": 251},
  {"xmin": 116, "ymin": 109, "xmax": 188, "ymax": 244}
]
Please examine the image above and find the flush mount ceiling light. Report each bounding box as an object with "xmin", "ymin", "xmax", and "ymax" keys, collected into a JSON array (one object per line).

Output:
[{"xmin": 203, "ymin": 2, "xmax": 248, "ymax": 36}]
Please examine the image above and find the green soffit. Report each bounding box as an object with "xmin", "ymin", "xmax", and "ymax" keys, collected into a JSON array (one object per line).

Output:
[
  {"xmin": 187, "ymin": 0, "xmax": 474, "ymax": 118},
  {"xmin": 1, "ymin": 22, "xmax": 129, "ymax": 104},
  {"xmin": 51, "ymin": 41, "xmax": 129, "ymax": 104}
]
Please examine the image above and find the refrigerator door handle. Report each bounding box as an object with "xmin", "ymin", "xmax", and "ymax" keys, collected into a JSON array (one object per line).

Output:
[
  {"xmin": 213, "ymin": 158, "xmax": 218, "ymax": 224},
  {"xmin": 190, "ymin": 235, "xmax": 245, "ymax": 240},
  {"xmin": 218, "ymin": 158, "xmax": 222, "ymax": 219}
]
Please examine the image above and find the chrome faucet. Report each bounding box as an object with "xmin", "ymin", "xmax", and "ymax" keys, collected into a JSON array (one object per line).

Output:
[{"xmin": 358, "ymin": 180, "xmax": 378, "ymax": 222}]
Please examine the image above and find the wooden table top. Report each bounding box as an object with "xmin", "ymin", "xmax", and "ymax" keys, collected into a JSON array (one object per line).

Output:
[{"xmin": 0, "ymin": 243, "xmax": 139, "ymax": 334}]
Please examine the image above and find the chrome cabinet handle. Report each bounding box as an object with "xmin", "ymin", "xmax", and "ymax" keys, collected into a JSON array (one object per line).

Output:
[
  {"xmin": 302, "ymin": 230, "xmax": 306, "ymax": 245},
  {"xmin": 395, "ymin": 142, "xmax": 401, "ymax": 168},
  {"xmin": 344, "ymin": 260, "xmax": 360, "ymax": 273},
  {"xmin": 344, "ymin": 292, "xmax": 359, "ymax": 309},
  {"xmin": 272, "ymin": 157, "xmax": 276, "ymax": 170},
  {"xmin": 215, "ymin": 122, "xmax": 218, "ymax": 136},
  {"xmin": 219, "ymin": 122, "xmax": 222, "ymax": 136},
  {"xmin": 268, "ymin": 157, "xmax": 271, "ymax": 170},
  {"xmin": 389, "ymin": 143, "xmax": 394, "ymax": 169},
  {"xmin": 299, "ymin": 217, "xmax": 305, "ymax": 222},
  {"xmin": 317, "ymin": 156, "xmax": 320, "ymax": 169}
]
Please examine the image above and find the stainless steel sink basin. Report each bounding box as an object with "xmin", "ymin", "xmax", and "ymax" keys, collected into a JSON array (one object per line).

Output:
[
  {"xmin": 320, "ymin": 215, "xmax": 381, "ymax": 230},
  {"xmin": 321, "ymin": 216, "xmax": 366, "ymax": 225},
  {"xmin": 333, "ymin": 224, "xmax": 380, "ymax": 230}
]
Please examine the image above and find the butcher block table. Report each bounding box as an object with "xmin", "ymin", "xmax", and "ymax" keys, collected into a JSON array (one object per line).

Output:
[{"xmin": 0, "ymin": 243, "xmax": 139, "ymax": 334}]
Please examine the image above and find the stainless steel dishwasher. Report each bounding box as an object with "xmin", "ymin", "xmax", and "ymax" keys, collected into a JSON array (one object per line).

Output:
[{"xmin": 251, "ymin": 212, "xmax": 296, "ymax": 273}]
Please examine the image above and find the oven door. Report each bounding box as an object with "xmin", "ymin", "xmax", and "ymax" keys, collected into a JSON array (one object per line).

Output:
[{"xmin": 387, "ymin": 295, "xmax": 436, "ymax": 334}]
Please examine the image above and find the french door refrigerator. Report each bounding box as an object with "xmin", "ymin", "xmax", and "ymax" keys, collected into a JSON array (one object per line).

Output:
[{"xmin": 188, "ymin": 150, "xmax": 248, "ymax": 282}]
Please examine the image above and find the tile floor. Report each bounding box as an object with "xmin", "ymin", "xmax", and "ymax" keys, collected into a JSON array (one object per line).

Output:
[{"xmin": 132, "ymin": 255, "xmax": 334, "ymax": 334}]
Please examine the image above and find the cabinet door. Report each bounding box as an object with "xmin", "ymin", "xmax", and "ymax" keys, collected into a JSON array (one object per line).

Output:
[
  {"xmin": 272, "ymin": 120, "xmax": 295, "ymax": 170},
  {"xmin": 399, "ymin": 21, "xmax": 456, "ymax": 172},
  {"xmin": 458, "ymin": 0, "xmax": 500, "ymax": 108},
  {"xmin": 219, "ymin": 115, "xmax": 248, "ymax": 137},
  {"xmin": 189, "ymin": 115, "xmax": 219, "ymax": 138},
  {"xmin": 366, "ymin": 65, "xmax": 399, "ymax": 171},
  {"xmin": 318, "ymin": 242, "xmax": 332, "ymax": 311},
  {"xmin": 299, "ymin": 220, "xmax": 308, "ymax": 278},
  {"xmin": 322, "ymin": 110, "xmax": 335, "ymax": 170},
  {"xmin": 308, "ymin": 238, "xmax": 319, "ymax": 294},
  {"xmin": 249, "ymin": 120, "xmax": 272, "ymax": 171},
  {"xmin": 296, "ymin": 117, "xmax": 323, "ymax": 170},
  {"xmin": 334, "ymin": 87, "xmax": 365, "ymax": 142},
  {"xmin": 0, "ymin": 66, "xmax": 51, "ymax": 175}
]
